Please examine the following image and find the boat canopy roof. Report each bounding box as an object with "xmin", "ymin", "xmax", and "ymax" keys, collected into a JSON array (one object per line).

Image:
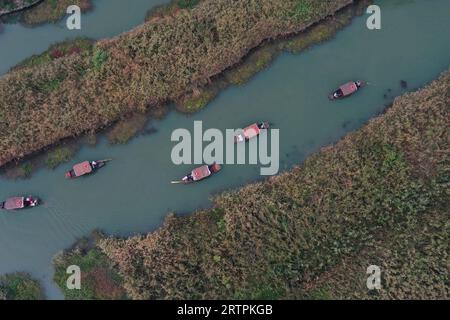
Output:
[
  {"xmin": 243, "ymin": 124, "xmax": 261, "ymax": 139},
  {"xmin": 340, "ymin": 82, "xmax": 358, "ymax": 96},
  {"xmin": 73, "ymin": 161, "xmax": 92, "ymax": 177},
  {"xmin": 4, "ymin": 197, "xmax": 25, "ymax": 210},
  {"xmin": 192, "ymin": 165, "xmax": 211, "ymax": 181}
]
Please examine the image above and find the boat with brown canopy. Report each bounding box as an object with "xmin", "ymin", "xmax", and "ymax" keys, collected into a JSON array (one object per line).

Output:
[
  {"xmin": 329, "ymin": 80, "xmax": 366, "ymax": 100},
  {"xmin": 1, "ymin": 196, "xmax": 39, "ymax": 211},
  {"xmin": 234, "ymin": 122, "xmax": 270, "ymax": 143},
  {"xmin": 172, "ymin": 163, "xmax": 222, "ymax": 184},
  {"xmin": 65, "ymin": 159, "xmax": 111, "ymax": 179}
]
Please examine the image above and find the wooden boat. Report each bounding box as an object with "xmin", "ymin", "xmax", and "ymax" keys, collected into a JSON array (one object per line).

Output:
[
  {"xmin": 65, "ymin": 159, "xmax": 111, "ymax": 179},
  {"xmin": 172, "ymin": 163, "xmax": 222, "ymax": 184},
  {"xmin": 1, "ymin": 196, "xmax": 39, "ymax": 211},
  {"xmin": 329, "ymin": 80, "xmax": 366, "ymax": 100},
  {"xmin": 234, "ymin": 122, "xmax": 270, "ymax": 143}
]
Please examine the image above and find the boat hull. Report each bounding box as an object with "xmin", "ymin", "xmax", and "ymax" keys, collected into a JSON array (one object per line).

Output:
[
  {"xmin": 329, "ymin": 81, "xmax": 365, "ymax": 100},
  {"xmin": 174, "ymin": 163, "xmax": 222, "ymax": 184},
  {"xmin": 234, "ymin": 122, "xmax": 270, "ymax": 143}
]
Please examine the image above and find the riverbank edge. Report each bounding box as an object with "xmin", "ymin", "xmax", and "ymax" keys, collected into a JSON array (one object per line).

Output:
[
  {"xmin": 52, "ymin": 68, "xmax": 450, "ymax": 299},
  {"xmin": 1, "ymin": 0, "xmax": 363, "ymax": 177}
]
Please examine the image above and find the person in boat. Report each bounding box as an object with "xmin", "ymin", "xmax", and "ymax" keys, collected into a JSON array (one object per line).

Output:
[
  {"xmin": 1, "ymin": 196, "xmax": 39, "ymax": 210},
  {"xmin": 235, "ymin": 122, "xmax": 270, "ymax": 143},
  {"xmin": 208, "ymin": 164, "xmax": 219, "ymax": 172},
  {"xmin": 23, "ymin": 197, "xmax": 38, "ymax": 207},
  {"xmin": 258, "ymin": 122, "xmax": 268, "ymax": 129},
  {"xmin": 333, "ymin": 89, "xmax": 344, "ymax": 99},
  {"xmin": 331, "ymin": 80, "xmax": 364, "ymax": 100},
  {"xmin": 66, "ymin": 160, "xmax": 108, "ymax": 178}
]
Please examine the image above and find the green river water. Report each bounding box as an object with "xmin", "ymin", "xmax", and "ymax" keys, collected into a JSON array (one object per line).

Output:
[{"xmin": 0, "ymin": 0, "xmax": 449, "ymax": 299}]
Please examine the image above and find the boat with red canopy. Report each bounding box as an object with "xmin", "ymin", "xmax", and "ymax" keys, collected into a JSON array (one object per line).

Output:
[
  {"xmin": 65, "ymin": 159, "xmax": 110, "ymax": 179},
  {"xmin": 235, "ymin": 122, "xmax": 270, "ymax": 143},
  {"xmin": 329, "ymin": 80, "xmax": 366, "ymax": 100},
  {"xmin": 1, "ymin": 196, "xmax": 39, "ymax": 211},
  {"xmin": 172, "ymin": 163, "xmax": 222, "ymax": 184}
]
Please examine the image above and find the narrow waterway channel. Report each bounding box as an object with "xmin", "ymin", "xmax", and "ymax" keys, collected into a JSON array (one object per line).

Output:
[
  {"xmin": 0, "ymin": 0, "xmax": 449, "ymax": 299},
  {"xmin": 0, "ymin": 0, "xmax": 169, "ymax": 75}
]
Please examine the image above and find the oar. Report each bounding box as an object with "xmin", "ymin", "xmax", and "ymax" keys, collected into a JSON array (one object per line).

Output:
[
  {"xmin": 171, "ymin": 181, "xmax": 184, "ymax": 184},
  {"xmin": 98, "ymin": 158, "xmax": 113, "ymax": 163}
]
